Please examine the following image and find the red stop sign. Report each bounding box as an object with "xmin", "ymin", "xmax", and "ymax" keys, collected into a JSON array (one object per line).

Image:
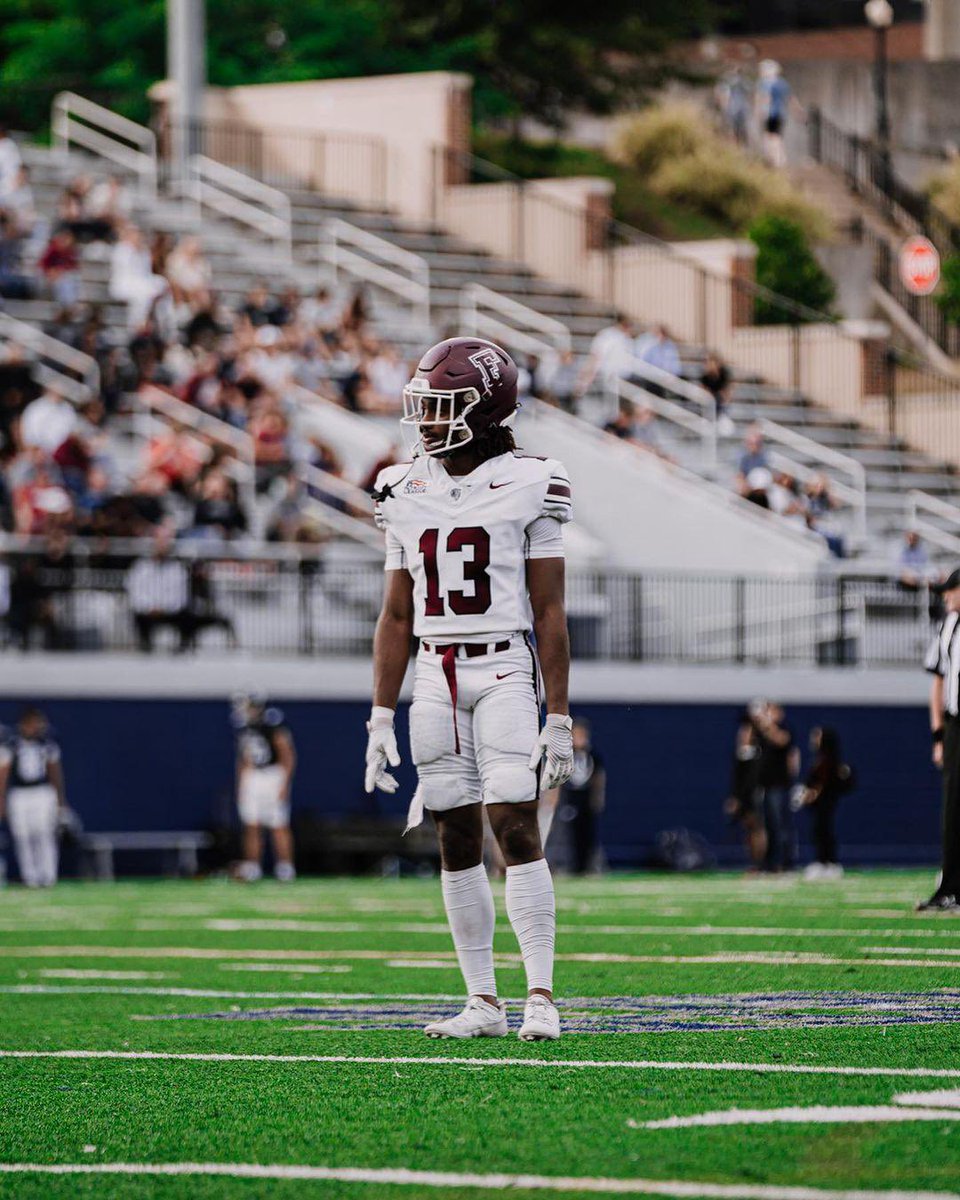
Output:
[{"xmin": 899, "ymin": 235, "xmax": 940, "ymax": 296}]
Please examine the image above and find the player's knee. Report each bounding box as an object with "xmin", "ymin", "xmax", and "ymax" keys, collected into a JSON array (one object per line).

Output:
[{"xmin": 483, "ymin": 764, "xmax": 536, "ymax": 808}]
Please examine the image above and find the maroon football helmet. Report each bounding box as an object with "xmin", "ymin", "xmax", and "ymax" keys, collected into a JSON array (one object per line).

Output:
[{"xmin": 401, "ymin": 336, "xmax": 518, "ymax": 457}]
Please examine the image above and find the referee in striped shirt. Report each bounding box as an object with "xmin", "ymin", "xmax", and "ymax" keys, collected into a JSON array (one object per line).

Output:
[{"xmin": 920, "ymin": 568, "xmax": 960, "ymax": 911}]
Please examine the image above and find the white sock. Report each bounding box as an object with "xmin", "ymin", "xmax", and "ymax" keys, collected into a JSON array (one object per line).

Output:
[
  {"xmin": 505, "ymin": 858, "xmax": 555, "ymax": 994},
  {"xmin": 441, "ymin": 864, "xmax": 497, "ymax": 999}
]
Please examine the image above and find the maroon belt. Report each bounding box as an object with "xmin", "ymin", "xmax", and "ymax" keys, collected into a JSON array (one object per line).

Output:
[{"xmin": 420, "ymin": 640, "xmax": 511, "ymax": 754}]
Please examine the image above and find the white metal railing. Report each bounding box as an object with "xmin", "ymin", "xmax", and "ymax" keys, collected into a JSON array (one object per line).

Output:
[
  {"xmin": 627, "ymin": 358, "xmax": 718, "ymax": 418},
  {"xmin": 0, "ymin": 312, "xmax": 100, "ymax": 403},
  {"xmin": 319, "ymin": 219, "xmax": 430, "ymax": 326},
  {"xmin": 138, "ymin": 385, "xmax": 380, "ymax": 550},
  {"xmin": 611, "ymin": 376, "xmax": 717, "ymax": 471},
  {"xmin": 906, "ymin": 490, "xmax": 960, "ymax": 555},
  {"xmin": 178, "ymin": 155, "xmax": 292, "ymax": 260},
  {"xmin": 51, "ymin": 92, "xmax": 157, "ymax": 197},
  {"xmin": 758, "ymin": 418, "xmax": 868, "ymax": 546},
  {"xmin": 459, "ymin": 283, "xmax": 572, "ymax": 361}
]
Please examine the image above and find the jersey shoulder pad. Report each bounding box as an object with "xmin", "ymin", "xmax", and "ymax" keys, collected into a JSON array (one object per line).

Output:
[
  {"xmin": 372, "ymin": 462, "xmax": 415, "ymax": 530},
  {"xmin": 540, "ymin": 458, "xmax": 573, "ymax": 524}
]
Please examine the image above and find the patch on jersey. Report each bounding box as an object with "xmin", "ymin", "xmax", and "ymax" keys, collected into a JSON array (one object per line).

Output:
[
  {"xmin": 448, "ymin": 487, "xmax": 462, "ymax": 502},
  {"xmin": 138, "ymin": 990, "xmax": 960, "ymax": 1034},
  {"xmin": 467, "ymin": 347, "xmax": 502, "ymax": 397},
  {"xmin": 404, "ymin": 478, "xmax": 428, "ymax": 495}
]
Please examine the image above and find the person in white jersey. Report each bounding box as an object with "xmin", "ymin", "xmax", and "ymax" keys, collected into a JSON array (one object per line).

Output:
[
  {"xmin": 365, "ymin": 336, "xmax": 574, "ymax": 1041},
  {"xmin": 0, "ymin": 707, "xmax": 66, "ymax": 887}
]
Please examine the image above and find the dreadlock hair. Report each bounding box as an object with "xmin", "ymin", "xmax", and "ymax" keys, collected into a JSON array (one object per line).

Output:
[{"xmin": 471, "ymin": 422, "xmax": 517, "ymax": 462}]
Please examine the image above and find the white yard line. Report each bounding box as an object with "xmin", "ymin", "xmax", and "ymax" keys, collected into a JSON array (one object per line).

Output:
[
  {"xmin": 638, "ymin": 1105, "xmax": 960, "ymax": 1129},
  {"xmin": 36, "ymin": 970, "xmax": 169, "ymax": 981},
  {"xmin": 218, "ymin": 964, "xmax": 353, "ymax": 974},
  {"xmin": 3, "ymin": 1049, "xmax": 960, "ymax": 1080},
  {"xmin": 3, "ymin": 948, "xmax": 960, "ymax": 969},
  {"xmin": 0, "ymin": 1162, "xmax": 954, "ymax": 1198}
]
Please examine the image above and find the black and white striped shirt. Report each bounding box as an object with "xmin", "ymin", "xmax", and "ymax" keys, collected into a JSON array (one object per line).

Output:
[{"xmin": 926, "ymin": 611, "xmax": 960, "ymax": 716}]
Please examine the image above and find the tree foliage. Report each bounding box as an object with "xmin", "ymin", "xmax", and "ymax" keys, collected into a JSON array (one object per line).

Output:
[
  {"xmin": 0, "ymin": 0, "xmax": 720, "ymax": 128},
  {"xmin": 748, "ymin": 214, "xmax": 836, "ymax": 325}
]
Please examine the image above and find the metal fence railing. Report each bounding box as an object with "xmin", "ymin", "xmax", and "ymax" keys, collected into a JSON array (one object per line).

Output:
[{"xmin": 0, "ymin": 545, "xmax": 944, "ymax": 667}]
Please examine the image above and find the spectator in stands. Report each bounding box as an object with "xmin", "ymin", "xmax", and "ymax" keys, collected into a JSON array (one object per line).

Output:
[
  {"xmin": 341, "ymin": 285, "xmax": 369, "ymax": 333},
  {"xmin": 237, "ymin": 283, "xmax": 276, "ymax": 329},
  {"xmin": 3, "ymin": 166, "xmax": 38, "ymax": 239},
  {"xmin": 805, "ymin": 473, "xmax": 845, "ymax": 558},
  {"xmin": 127, "ymin": 471, "xmax": 173, "ymax": 535},
  {"xmin": 85, "ymin": 174, "xmax": 131, "ymax": 240},
  {"xmin": 188, "ymin": 469, "xmax": 247, "ymax": 541},
  {"xmin": 8, "ymin": 530, "xmax": 74, "ymax": 650},
  {"xmin": 126, "ymin": 527, "xmax": 191, "ymax": 652},
  {"xmin": 150, "ymin": 230, "xmax": 174, "ymax": 278},
  {"xmin": 365, "ymin": 342, "xmax": 408, "ymax": 413},
  {"xmin": 769, "ymin": 470, "xmax": 808, "ymax": 531},
  {"xmin": 265, "ymin": 473, "xmax": 309, "ymax": 543},
  {"xmin": 0, "ymin": 210, "xmax": 33, "ymax": 299},
  {"xmin": 578, "ymin": 312, "xmax": 635, "ymax": 393},
  {"xmin": 632, "ymin": 404, "xmax": 670, "ymax": 460},
  {"xmin": 12, "ymin": 460, "xmax": 73, "ymax": 535},
  {"xmin": 743, "ymin": 467, "xmax": 772, "ymax": 509},
  {"xmin": 300, "ymin": 285, "xmax": 341, "ymax": 334},
  {"xmin": 635, "ymin": 324, "xmax": 681, "ymax": 380},
  {"xmin": 249, "ymin": 401, "xmax": 291, "ymax": 492},
  {"xmin": 896, "ymin": 530, "xmax": 934, "ymax": 590},
  {"xmin": 0, "ymin": 552, "xmax": 9, "ymax": 642},
  {"xmin": 700, "ymin": 351, "xmax": 734, "ymax": 436},
  {"xmin": 39, "ymin": 228, "xmax": 81, "ymax": 307},
  {"xmin": 603, "ymin": 403, "xmax": 636, "ymax": 441},
  {"xmin": 110, "ymin": 224, "xmax": 169, "ymax": 329},
  {"xmin": 74, "ymin": 465, "xmax": 116, "ymax": 536},
  {"xmin": 143, "ymin": 426, "xmax": 204, "ymax": 496},
  {"xmin": 18, "ymin": 384, "xmax": 77, "ymax": 455},
  {"xmin": 542, "ymin": 349, "xmax": 579, "ymax": 413},
  {"xmin": 165, "ymin": 236, "xmax": 212, "ymax": 311},
  {"xmin": 183, "ymin": 559, "xmax": 236, "ymax": 650},
  {"xmin": 736, "ymin": 426, "xmax": 770, "ymax": 495},
  {"xmin": 0, "ymin": 126, "xmax": 22, "ymax": 196}
]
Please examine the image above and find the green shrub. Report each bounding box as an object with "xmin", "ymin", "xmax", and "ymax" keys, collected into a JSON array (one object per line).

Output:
[
  {"xmin": 749, "ymin": 214, "xmax": 836, "ymax": 324},
  {"xmin": 935, "ymin": 255, "xmax": 960, "ymax": 325},
  {"xmin": 611, "ymin": 104, "xmax": 832, "ymax": 242},
  {"xmin": 609, "ymin": 104, "xmax": 712, "ymax": 177},
  {"xmin": 928, "ymin": 162, "xmax": 960, "ymax": 224}
]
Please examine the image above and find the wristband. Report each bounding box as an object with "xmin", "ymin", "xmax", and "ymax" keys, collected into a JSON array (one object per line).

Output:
[
  {"xmin": 370, "ymin": 706, "xmax": 395, "ymax": 727},
  {"xmin": 933, "ymin": 728, "xmax": 945, "ymax": 745},
  {"xmin": 545, "ymin": 713, "xmax": 573, "ymax": 730}
]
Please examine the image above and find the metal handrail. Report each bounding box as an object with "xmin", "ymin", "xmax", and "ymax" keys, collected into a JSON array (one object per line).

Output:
[
  {"xmin": 0, "ymin": 312, "xmax": 100, "ymax": 402},
  {"xmin": 906, "ymin": 490, "xmax": 960, "ymax": 555},
  {"xmin": 319, "ymin": 218, "xmax": 430, "ymax": 326},
  {"xmin": 180, "ymin": 155, "xmax": 292, "ymax": 260},
  {"xmin": 611, "ymin": 377, "xmax": 717, "ymax": 471},
  {"xmin": 51, "ymin": 92, "xmax": 157, "ymax": 197},
  {"xmin": 758, "ymin": 418, "xmax": 868, "ymax": 545},
  {"xmin": 459, "ymin": 283, "xmax": 571, "ymax": 358}
]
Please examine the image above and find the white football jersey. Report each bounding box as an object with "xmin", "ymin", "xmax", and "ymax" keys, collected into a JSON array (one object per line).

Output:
[{"xmin": 374, "ymin": 451, "xmax": 572, "ymax": 640}]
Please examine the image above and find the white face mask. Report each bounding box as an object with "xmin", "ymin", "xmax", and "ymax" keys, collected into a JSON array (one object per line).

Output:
[{"xmin": 400, "ymin": 379, "xmax": 481, "ymax": 458}]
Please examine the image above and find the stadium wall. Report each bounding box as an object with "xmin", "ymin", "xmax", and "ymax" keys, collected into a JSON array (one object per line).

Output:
[{"xmin": 0, "ymin": 659, "xmax": 938, "ymax": 870}]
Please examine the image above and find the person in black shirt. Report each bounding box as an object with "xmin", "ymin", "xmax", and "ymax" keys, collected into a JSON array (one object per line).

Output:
[
  {"xmin": 232, "ymin": 692, "xmax": 297, "ymax": 882},
  {"xmin": 724, "ymin": 707, "xmax": 766, "ymax": 871},
  {"xmin": 752, "ymin": 700, "xmax": 799, "ymax": 872},
  {"xmin": 798, "ymin": 726, "xmax": 854, "ymax": 880},
  {"xmin": 0, "ymin": 707, "xmax": 66, "ymax": 887},
  {"xmin": 553, "ymin": 718, "xmax": 605, "ymax": 874}
]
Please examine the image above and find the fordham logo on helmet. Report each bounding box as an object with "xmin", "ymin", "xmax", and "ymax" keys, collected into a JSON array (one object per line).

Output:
[{"xmin": 467, "ymin": 347, "xmax": 502, "ymax": 397}]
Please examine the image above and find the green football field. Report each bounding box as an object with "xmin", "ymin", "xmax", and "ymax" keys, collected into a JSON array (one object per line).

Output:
[{"xmin": 2, "ymin": 870, "xmax": 960, "ymax": 1199}]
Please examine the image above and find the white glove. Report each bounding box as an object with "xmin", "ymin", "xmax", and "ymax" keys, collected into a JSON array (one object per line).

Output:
[
  {"xmin": 365, "ymin": 706, "xmax": 401, "ymax": 794},
  {"xmin": 529, "ymin": 713, "xmax": 574, "ymax": 792}
]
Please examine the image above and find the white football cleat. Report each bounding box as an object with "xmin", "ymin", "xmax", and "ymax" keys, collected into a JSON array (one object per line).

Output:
[
  {"xmin": 424, "ymin": 996, "xmax": 508, "ymax": 1039},
  {"xmin": 518, "ymin": 995, "xmax": 561, "ymax": 1041}
]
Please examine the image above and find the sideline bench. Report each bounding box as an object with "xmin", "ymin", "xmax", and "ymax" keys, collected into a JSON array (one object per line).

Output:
[{"xmin": 80, "ymin": 831, "xmax": 213, "ymax": 880}]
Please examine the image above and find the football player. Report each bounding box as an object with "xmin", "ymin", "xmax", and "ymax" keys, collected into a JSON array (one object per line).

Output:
[
  {"xmin": 0, "ymin": 706, "xmax": 66, "ymax": 887},
  {"xmin": 365, "ymin": 337, "xmax": 574, "ymax": 1041},
  {"xmin": 232, "ymin": 692, "xmax": 297, "ymax": 882}
]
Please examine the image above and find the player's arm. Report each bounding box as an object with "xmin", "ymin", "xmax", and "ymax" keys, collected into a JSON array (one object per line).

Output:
[
  {"xmin": 373, "ymin": 568, "xmax": 414, "ymax": 709},
  {"xmin": 527, "ymin": 556, "xmax": 569, "ymax": 716},
  {"xmin": 931, "ymin": 674, "xmax": 945, "ymax": 769},
  {"xmin": 273, "ymin": 729, "xmax": 296, "ymax": 799},
  {"xmin": 366, "ymin": 568, "xmax": 413, "ymax": 793}
]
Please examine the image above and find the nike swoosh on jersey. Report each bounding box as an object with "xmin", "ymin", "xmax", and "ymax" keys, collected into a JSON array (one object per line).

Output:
[
  {"xmin": 495, "ymin": 671, "xmax": 522, "ymax": 680},
  {"xmin": 489, "ymin": 481, "xmax": 512, "ymax": 490}
]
